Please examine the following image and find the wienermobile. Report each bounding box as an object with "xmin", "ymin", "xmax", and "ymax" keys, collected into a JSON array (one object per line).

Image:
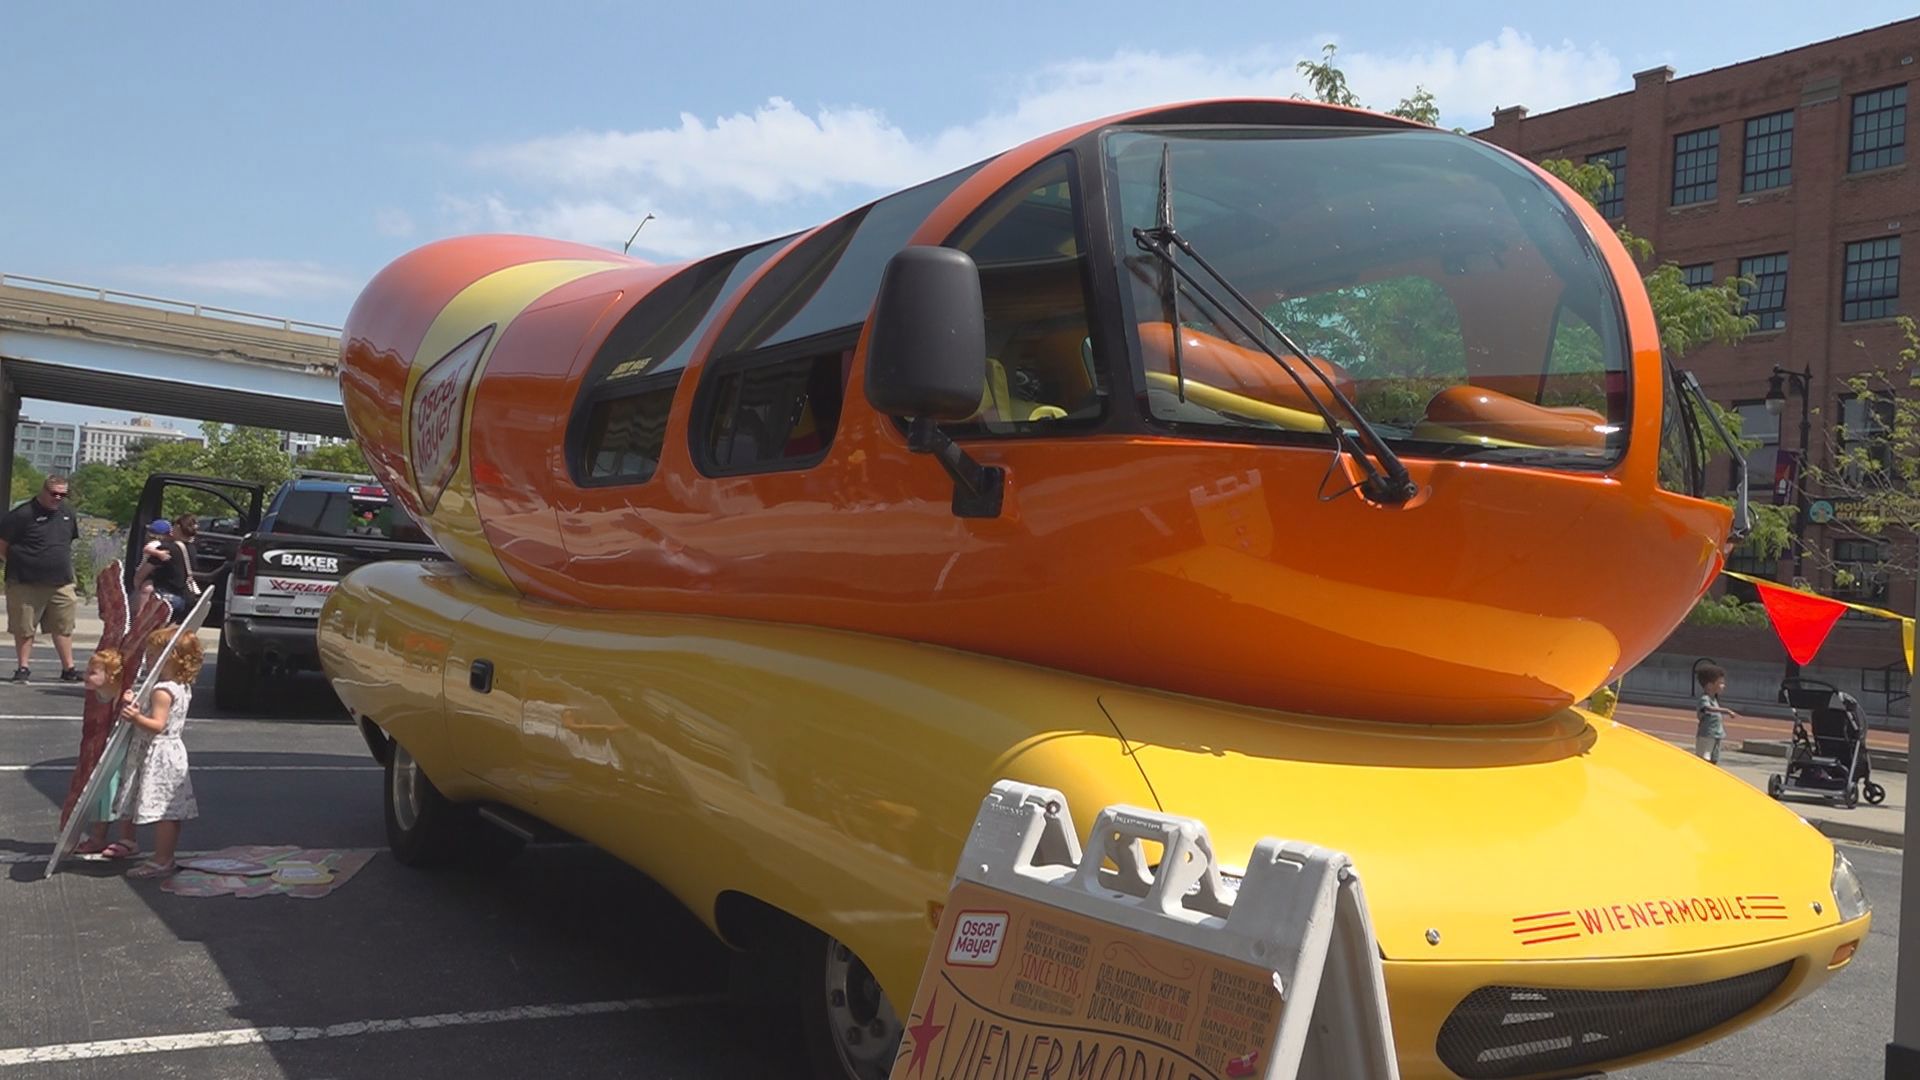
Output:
[{"xmin": 319, "ymin": 98, "xmax": 1870, "ymax": 1079}]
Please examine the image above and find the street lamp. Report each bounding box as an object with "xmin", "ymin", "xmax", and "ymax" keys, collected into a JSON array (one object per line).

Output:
[{"xmin": 1764, "ymin": 364, "xmax": 1814, "ymax": 682}]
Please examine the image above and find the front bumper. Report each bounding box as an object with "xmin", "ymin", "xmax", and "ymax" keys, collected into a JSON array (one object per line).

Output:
[{"xmin": 1386, "ymin": 914, "xmax": 1870, "ymax": 1078}]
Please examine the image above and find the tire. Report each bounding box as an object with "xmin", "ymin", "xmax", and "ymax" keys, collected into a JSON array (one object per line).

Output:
[
  {"xmin": 383, "ymin": 741, "xmax": 463, "ymax": 867},
  {"xmin": 213, "ymin": 632, "xmax": 257, "ymax": 712},
  {"xmin": 734, "ymin": 927, "xmax": 901, "ymax": 1080},
  {"xmin": 1865, "ymin": 782, "xmax": 1887, "ymax": 806},
  {"xmin": 1766, "ymin": 774, "xmax": 1783, "ymax": 799}
]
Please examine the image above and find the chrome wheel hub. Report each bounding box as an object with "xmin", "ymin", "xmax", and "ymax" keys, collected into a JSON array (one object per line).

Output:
[
  {"xmin": 391, "ymin": 745, "xmax": 422, "ymax": 832},
  {"xmin": 823, "ymin": 937, "xmax": 901, "ymax": 1080}
]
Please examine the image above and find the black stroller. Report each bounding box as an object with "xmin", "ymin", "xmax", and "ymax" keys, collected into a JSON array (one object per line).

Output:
[{"xmin": 1765, "ymin": 678, "xmax": 1887, "ymax": 808}]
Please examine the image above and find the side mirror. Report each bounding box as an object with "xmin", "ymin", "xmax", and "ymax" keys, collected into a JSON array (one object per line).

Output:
[{"xmin": 865, "ymin": 245, "xmax": 986, "ymax": 421}]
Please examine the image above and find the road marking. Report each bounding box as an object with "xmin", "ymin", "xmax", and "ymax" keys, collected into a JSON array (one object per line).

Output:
[
  {"xmin": 0, "ymin": 765, "xmax": 378, "ymax": 772},
  {"xmin": 0, "ymin": 714, "xmax": 344, "ymax": 723},
  {"xmin": 0, "ymin": 995, "xmax": 726, "ymax": 1065},
  {"xmin": 0, "ymin": 845, "xmax": 386, "ymax": 866},
  {"xmin": 0, "ymin": 840, "xmax": 592, "ymax": 866}
]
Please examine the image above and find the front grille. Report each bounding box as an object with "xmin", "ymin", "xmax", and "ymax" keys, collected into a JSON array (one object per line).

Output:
[{"xmin": 1435, "ymin": 961, "xmax": 1793, "ymax": 1078}]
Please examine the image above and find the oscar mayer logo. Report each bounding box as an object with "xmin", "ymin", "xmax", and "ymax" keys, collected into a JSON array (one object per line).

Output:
[
  {"xmin": 1512, "ymin": 894, "xmax": 1788, "ymax": 946},
  {"xmin": 409, "ymin": 324, "xmax": 495, "ymax": 513}
]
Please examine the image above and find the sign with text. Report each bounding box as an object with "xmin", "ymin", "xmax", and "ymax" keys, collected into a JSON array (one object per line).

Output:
[{"xmin": 894, "ymin": 879, "xmax": 1283, "ymax": 1080}]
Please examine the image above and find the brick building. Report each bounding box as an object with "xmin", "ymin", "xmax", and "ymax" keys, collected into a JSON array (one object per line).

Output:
[{"xmin": 1474, "ymin": 19, "xmax": 1918, "ymax": 713}]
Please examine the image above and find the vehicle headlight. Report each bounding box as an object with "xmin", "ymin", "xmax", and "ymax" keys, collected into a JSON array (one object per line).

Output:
[{"xmin": 1832, "ymin": 850, "xmax": 1870, "ymax": 922}]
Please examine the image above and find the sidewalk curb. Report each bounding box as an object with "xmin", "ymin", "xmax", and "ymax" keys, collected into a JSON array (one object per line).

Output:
[
  {"xmin": 1812, "ymin": 818, "xmax": 1904, "ymax": 850},
  {"xmin": 1739, "ymin": 739, "xmax": 1910, "ymax": 775}
]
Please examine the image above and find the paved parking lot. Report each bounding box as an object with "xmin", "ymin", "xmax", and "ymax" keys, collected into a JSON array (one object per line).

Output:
[{"xmin": 0, "ymin": 643, "xmax": 1903, "ymax": 1079}]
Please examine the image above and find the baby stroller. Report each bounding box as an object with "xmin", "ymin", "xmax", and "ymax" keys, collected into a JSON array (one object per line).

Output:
[{"xmin": 1766, "ymin": 678, "xmax": 1887, "ymax": 809}]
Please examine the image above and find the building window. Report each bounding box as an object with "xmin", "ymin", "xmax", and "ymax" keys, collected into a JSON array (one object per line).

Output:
[
  {"xmin": 1850, "ymin": 84, "xmax": 1907, "ymax": 173},
  {"xmin": 1681, "ymin": 263, "xmax": 1715, "ymax": 289},
  {"xmin": 1843, "ymin": 237, "xmax": 1900, "ymax": 322},
  {"xmin": 1840, "ymin": 392, "xmax": 1895, "ymax": 482},
  {"xmin": 1672, "ymin": 127, "xmax": 1719, "ymax": 205},
  {"xmin": 1586, "ymin": 147, "xmax": 1625, "ymax": 219},
  {"xmin": 1738, "ymin": 253, "xmax": 1788, "ymax": 330},
  {"xmin": 1741, "ymin": 110, "xmax": 1793, "ymax": 192},
  {"xmin": 1832, "ymin": 538, "xmax": 1890, "ymax": 602}
]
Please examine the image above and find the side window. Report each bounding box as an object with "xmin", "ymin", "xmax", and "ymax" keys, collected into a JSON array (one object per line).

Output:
[
  {"xmin": 1541, "ymin": 303, "xmax": 1607, "ymax": 413},
  {"xmin": 581, "ymin": 377, "xmax": 678, "ymax": 483},
  {"xmin": 698, "ymin": 346, "xmax": 849, "ymax": 475},
  {"xmin": 946, "ymin": 154, "xmax": 1103, "ymax": 435}
]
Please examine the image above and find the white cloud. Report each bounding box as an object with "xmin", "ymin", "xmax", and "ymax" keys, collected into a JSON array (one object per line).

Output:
[
  {"xmin": 457, "ymin": 30, "xmax": 1624, "ymax": 260},
  {"xmin": 373, "ymin": 207, "xmax": 417, "ymax": 238},
  {"xmin": 113, "ymin": 259, "xmax": 360, "ymax": 300}
]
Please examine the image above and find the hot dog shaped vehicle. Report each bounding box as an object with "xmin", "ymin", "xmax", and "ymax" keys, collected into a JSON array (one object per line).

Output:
[{"xmin": 319, "ymin": 98, "xmax": 1869, "ymax": 1079}]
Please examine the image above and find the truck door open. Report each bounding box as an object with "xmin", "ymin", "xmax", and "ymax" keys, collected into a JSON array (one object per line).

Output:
[{"xmin": 126, "ymin": 473, "xmax": 266, "ymax": 629}]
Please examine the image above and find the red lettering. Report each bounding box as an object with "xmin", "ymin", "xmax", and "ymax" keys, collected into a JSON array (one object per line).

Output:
[
  {"xmin": 1628, "ymin": 904, "xmax": 1649, "ymax": 928},
  {"xmin": 1039, "ymin": 1037, "xmax": 1065, "ymax": 1080},
  {"xmin": 1578, "ymin": 909, "xmax": 1605, "ymax": 934},
  {"xmin": 1707, "ymin": 898, "xmax": 1723, "ymax": 921},
  {"xmin": 1690, "ymin": 899, "xmax": 1709, "ymax": 921},
  {"xmin": 1610, "ymin": 905, "xmax": 1627, "ymax": 930},
  {"xmin": 1658, "ymin": 901, "xmax": 1677, "ymax": 924},
  {"xmin": 1737, "ymin": 897, "xmax": 1750, "ymax": 919},
  {"xmin": 1647, "ymin": 901, "xmax": 1665, "ymax": 926}
]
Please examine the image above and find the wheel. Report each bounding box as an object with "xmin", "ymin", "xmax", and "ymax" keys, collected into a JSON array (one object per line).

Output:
[
  {"xmin": 213, "ymin": 632, "xmax": 257, "ymax": 712},
  {"xmin": 383, "ymin": 741, "xmax": 463, "ymax": 867},
  {"xmin": 734, "ymin": 927, "xmax": 901, "ymax": 1079},
  {"xmin": 1766, "ymin": 774, "xmax": 1784, "ymax": 799},
  {"xmin": 1865, "ymin": 782, "xmax": 1887, "ymax": 806}
]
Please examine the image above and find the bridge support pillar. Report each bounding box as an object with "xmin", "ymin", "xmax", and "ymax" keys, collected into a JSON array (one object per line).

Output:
[{"xmin": 0, "ymin": 361, "xmax": 16, "ymax": 508}]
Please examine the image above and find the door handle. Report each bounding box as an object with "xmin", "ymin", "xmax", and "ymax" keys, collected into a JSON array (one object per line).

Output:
[{"xmin": 470, "ymin": 659, "xmax": 494, "ymax": 693}]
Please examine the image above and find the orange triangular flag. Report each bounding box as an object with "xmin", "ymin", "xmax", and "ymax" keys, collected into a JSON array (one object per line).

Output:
[{"xmin": 1752, "ymin": 579, "xmax": 1849, "ymax": 666}]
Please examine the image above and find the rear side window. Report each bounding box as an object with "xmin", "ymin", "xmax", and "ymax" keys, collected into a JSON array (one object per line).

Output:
[
  {"xmin": 697, "ymin": 346, "xmax": 848, "ymax": 475},
  {"xmin": 272, "ymin": 488, "xmax": 430, "ymax": 544},
  {"xmin": 582, "ymin": 379, "xmax": 678, "ymax": 482}
]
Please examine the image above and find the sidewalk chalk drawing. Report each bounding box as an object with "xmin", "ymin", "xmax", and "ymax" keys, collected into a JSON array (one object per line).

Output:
[{"xmin": 160, "ymin": 845, "xmax": 374, "ymax": 899}]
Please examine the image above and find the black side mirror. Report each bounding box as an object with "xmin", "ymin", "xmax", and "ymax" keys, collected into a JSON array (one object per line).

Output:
[
  {"xmin": 866, "ymin": 245, "xmax": 987, "ymax": 421},
  {"xmin": 863, "ymin": 245, "xmax": 1002, "ymax": 518}
]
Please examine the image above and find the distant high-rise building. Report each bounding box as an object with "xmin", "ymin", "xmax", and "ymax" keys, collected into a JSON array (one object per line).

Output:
[
  {"xmin": 78, "ymin": 416, "xmax": 200, "ymax": 466},
  {"xmin": 14, "ymin": 418, "xmax": 79, "ymax": 475}
]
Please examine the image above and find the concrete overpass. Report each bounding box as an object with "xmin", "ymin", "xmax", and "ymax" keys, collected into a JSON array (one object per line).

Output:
[{"xmin": 0, "ymin": 272, "xmax": 347, "ymax": 493}]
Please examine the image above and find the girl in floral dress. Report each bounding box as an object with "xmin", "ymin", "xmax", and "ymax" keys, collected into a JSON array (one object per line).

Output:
[{"xmin": 115, "ymin": 628, "xmax": 203, "ymax": 879}]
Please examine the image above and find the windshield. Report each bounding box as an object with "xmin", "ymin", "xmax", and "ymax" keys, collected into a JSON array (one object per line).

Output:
[
  {"xmin": 1105, "ymin": 126, "xmax": 1630, "ymax": 465},
  {"xmin": 272, "ymin": 487, "xmax": 430, "ymax": 544}
]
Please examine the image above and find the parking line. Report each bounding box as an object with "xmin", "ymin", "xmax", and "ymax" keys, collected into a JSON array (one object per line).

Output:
[
  {"xmin": 0, "ymin": 845, "xmax": 385, "ymax": 866},
  {"xmin": 0, "ymin": 995, "xmax": 727, "ymax": 1066}
]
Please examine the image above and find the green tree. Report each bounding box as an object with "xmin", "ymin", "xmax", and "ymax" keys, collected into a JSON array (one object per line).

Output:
[
  {"xmin": 297, "ymin": 440, "xmax": 371, "ymax": 476},
  {"xmin": 200, "ymin": 423, "xmax": 294, "ymax": 488},
  {"xmin": 1800, "ymin": 316, "xmax": 1920, "ymax": 589},
  {"xmin": 9, "ymin": 459, "xmax": 45, "ymax": 505}
]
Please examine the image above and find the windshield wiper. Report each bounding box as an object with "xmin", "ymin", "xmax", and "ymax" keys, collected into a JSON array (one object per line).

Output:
[{"xmin": 1130, "ymin": 149, "xmax": 1417, "ymax": 505}]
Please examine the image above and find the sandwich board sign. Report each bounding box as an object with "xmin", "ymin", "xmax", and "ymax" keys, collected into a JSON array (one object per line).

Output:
[{"xmin": 890, "ymin": 780, "xmax": 1398, "ymax": 1080}]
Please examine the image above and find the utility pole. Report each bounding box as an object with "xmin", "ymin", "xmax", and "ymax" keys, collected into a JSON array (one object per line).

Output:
[{"xmin": 1765, "ymin": 363, "xmax": 1814, "ymax": 687}]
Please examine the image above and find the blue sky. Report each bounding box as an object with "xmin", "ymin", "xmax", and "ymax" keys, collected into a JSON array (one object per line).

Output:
[{"xmin": 2, "ymin": 2, "xmax": 1913, "ymax": 431}]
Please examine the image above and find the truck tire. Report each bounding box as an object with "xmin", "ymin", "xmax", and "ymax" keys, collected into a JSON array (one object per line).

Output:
[
  {"xmin": 734, "ymin": 927, "xmax": 901, "ymax": 1079},
  {"xmin": 384, "ymin": 742, "xmax": 463, "ymax": 867},
  {"xmin": 214, "ymin": 632, "xmax": 257, "ymax": 712}
]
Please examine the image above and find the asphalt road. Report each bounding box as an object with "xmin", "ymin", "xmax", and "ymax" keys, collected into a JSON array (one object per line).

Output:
[{"xmin": 0, "ymin": 642, "xmax": 1904, "ymax": 1079}]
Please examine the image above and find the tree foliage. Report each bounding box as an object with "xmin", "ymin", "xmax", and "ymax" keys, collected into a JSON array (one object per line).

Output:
[
  {"xmin": 64, "ymin": 426, "xmax": 295, "ymax": 528},
  {"xmin": 297, "ymin": 440, "xmax": 371, "ymax": 476},
  {"xmin": 1801, "ymin": 316, "xmax": 1920, "ymax": 584},
  {"xmin": 8, "ymin": 458, "xmax": 45, "ymax": 505}
]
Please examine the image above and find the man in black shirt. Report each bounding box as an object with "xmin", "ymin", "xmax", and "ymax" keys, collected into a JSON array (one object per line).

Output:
[{"xmin": 0, "ymin": 474, "xmax": 81, "ymax": 682}]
